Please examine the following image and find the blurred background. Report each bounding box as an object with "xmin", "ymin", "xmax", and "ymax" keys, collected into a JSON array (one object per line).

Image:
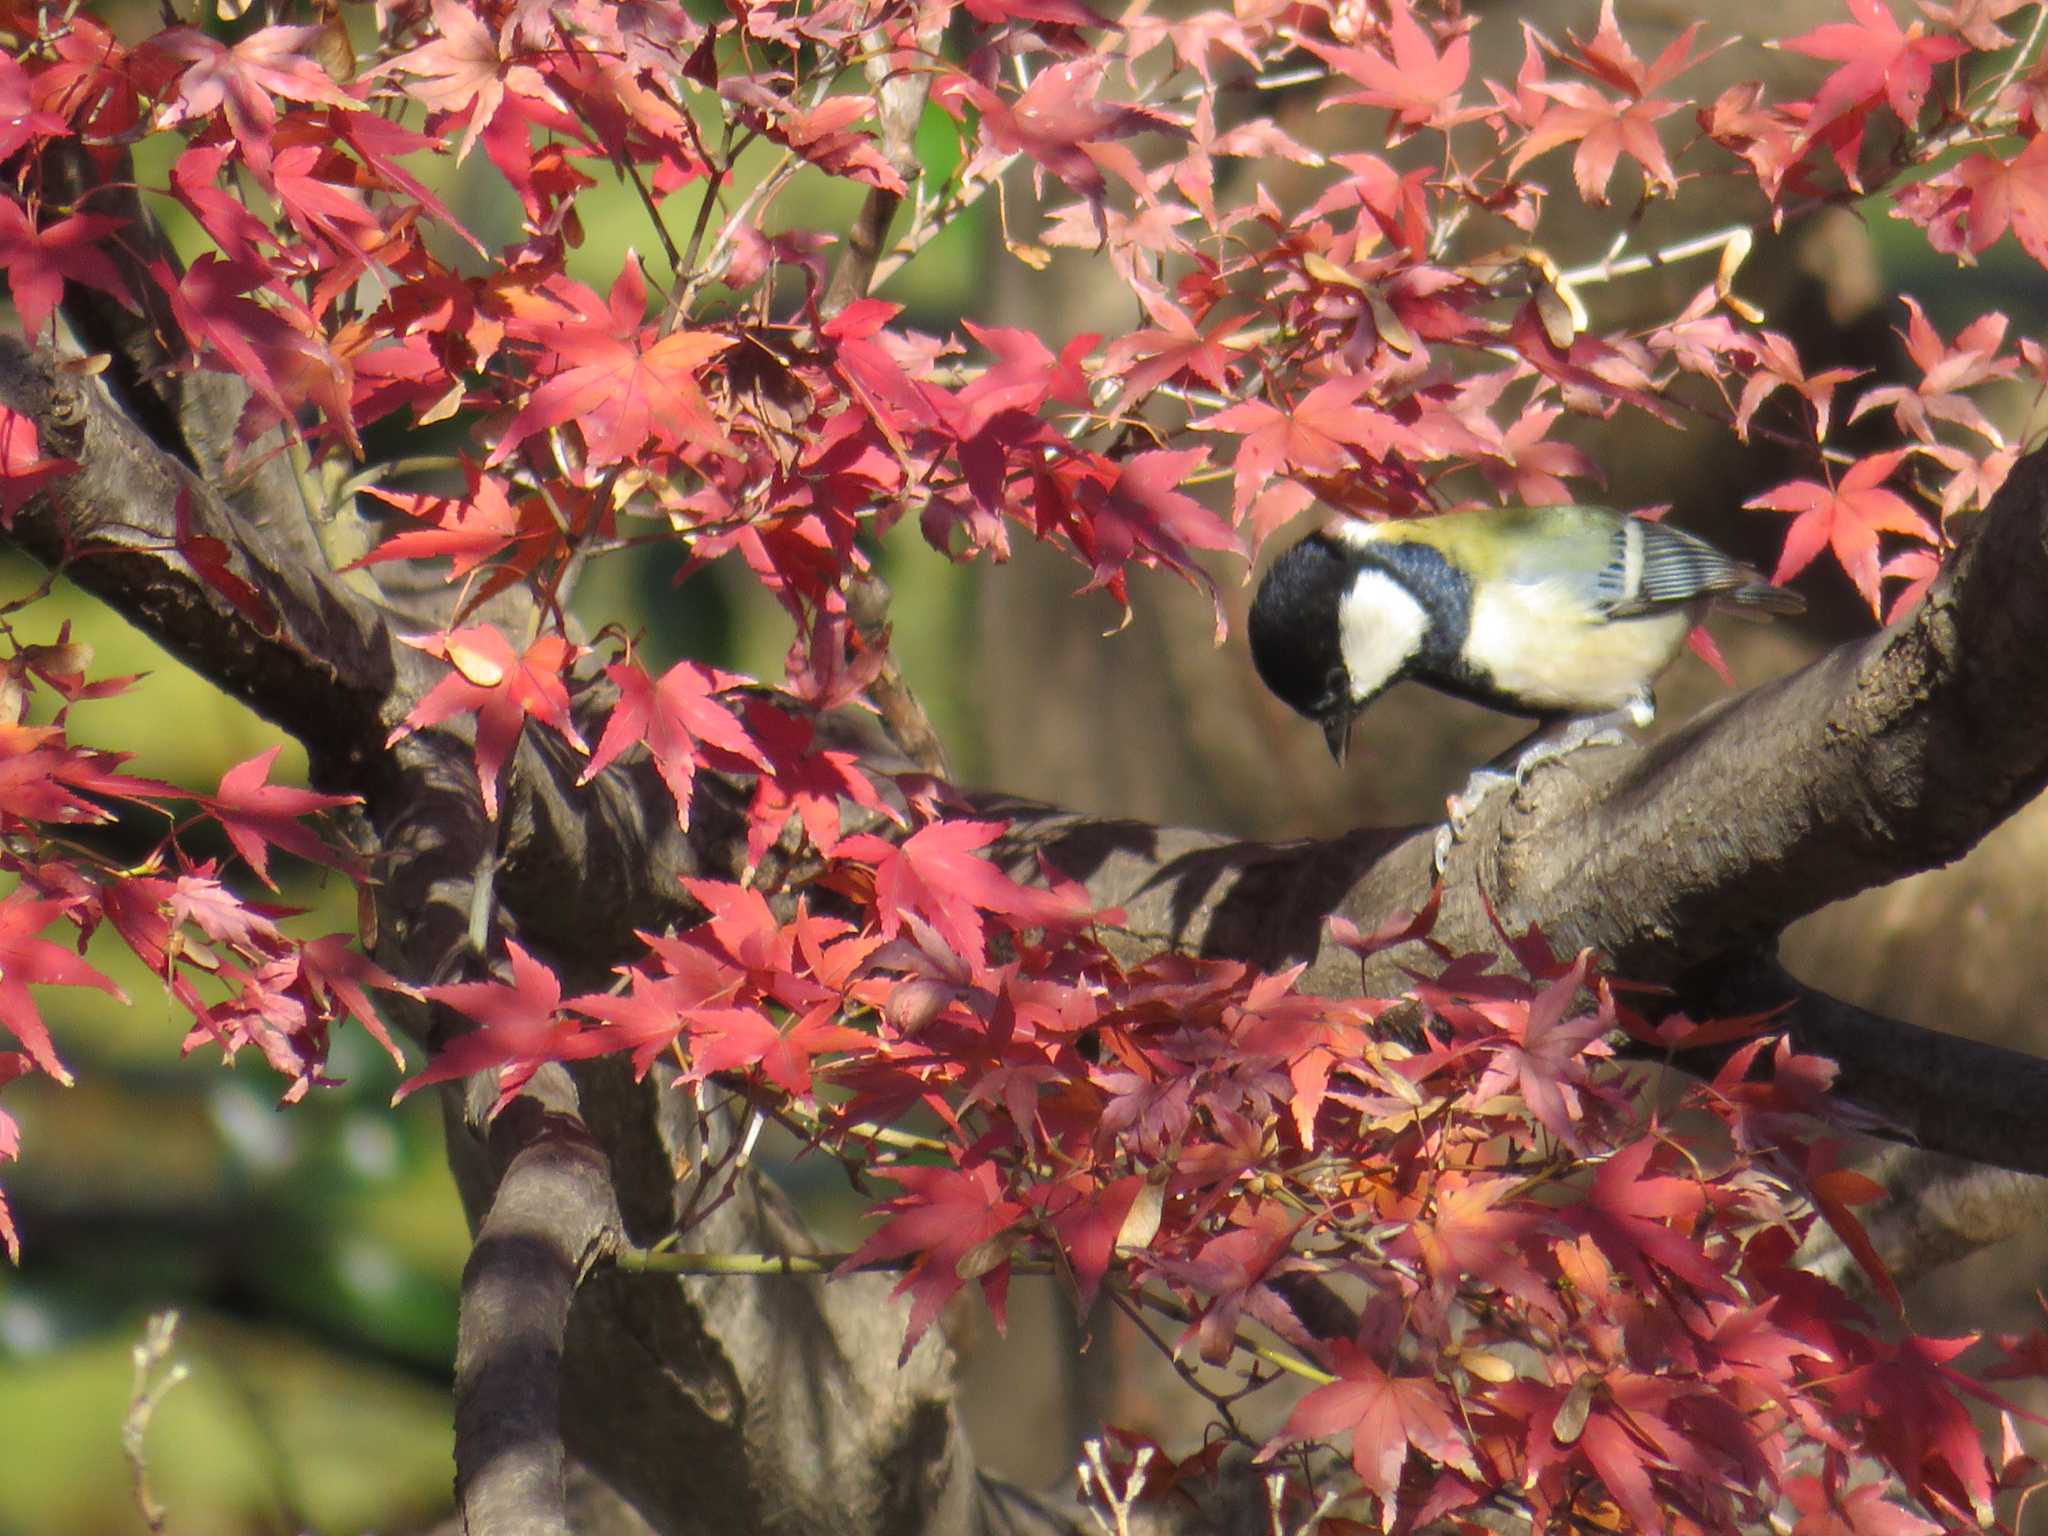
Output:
[{"xmin": 8, "ymin": 0, "xmax": 2048, "ymax": 1530}]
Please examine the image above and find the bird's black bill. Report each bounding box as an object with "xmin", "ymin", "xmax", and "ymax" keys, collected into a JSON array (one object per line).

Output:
[{"xmin": 1321, "ymin": 710, "xmax": 1356, "ymax": 765}]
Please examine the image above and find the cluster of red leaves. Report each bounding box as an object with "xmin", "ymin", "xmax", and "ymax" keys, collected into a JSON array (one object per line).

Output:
[
  {"xmin": 6, "ymin": 0, "xmax": 2048, "ymax": 1528},
  {"xmin": 0, "ymin": 558, "xmax": 411, "ymax": 1260}
]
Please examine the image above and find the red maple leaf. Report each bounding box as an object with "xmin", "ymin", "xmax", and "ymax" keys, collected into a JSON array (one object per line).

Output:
[
  {"xmin": 741, "ymin": 701, "xmax": 898, "ymax": 866},
  {"xmin": 1309, "ymin": 2, "xmax": 1472, "ymax": 135},
  {"xmin": 1100, "ymin": 308, "xmax": 1250, "ymax": 403},
  {"xmin": 1850, "ymin": 297, "xmax": 2014, "ymax": 444},
  {"xmin": 1036, "ymin": 1174, "xmax": 1148, "ymax": 1311},
  {"xmin": 1070, "ymin": 447, "xmax": 1244, "ymax": 637},
  {"xmin": 837, "ymin": 819, "xmax": 1089, "ymax": 963},
  {"xmin": 0, "ymin": 53, "xmax": 66, "ymax": 163},
  {"xmin": 379, "ymin": 0, "xmax": 551, "ymax": 161},
  {"xmin": 164, "ymin": 869, "xmax": 288, "ymax": 955},
  {"xmin": 203, "ymin": 745, "xmax": 360, "ymax": 889},
  {"xmin": 1917, "ymin": 440, "xmax": 2017, "ymax": 522},
  {"xmin": 1200, "ymin": 376, "xmax": 1406, "ymax": 521},
  {"xmin": 937, "ymin": 58, "xmax": 1186, "ymax": 236},
  {"xmin": 1881, "ymin": 546, "xmax": 1941, "ymax": 624},
  {"xmin": 0, "ymin": 406, "xmax": 77, "ymax": 526},
  {"xmin": 1148, "ymin": 1203, "xmax": 1312, "ymax": 1362},
  {"xmin": 1746, "ymin": 449, "xmax": 1937, "ymax": 616},
  {"xmin": 0, "ymin": 204, "xmax": 132, "ymax": 340},
  {"xmin": 752, "ymin": 94, "xmax": 907, "ymax": 194},
  {"xmin": 0, "ymin": 1049, "xmax": 28, "ymax": 1260},
  {"xmin": 169, "ymin": 142, "xmax": 277, "ymax": 267},
  {"xmin": 961, "ymin": 0, "xmax": 1109, "ymax": 26},
  {"xmin": 1511, "ymin": 83, "xmax": 1681, "ymax": 204},
  {"xmin": 1826, "ymin": 1336, "xmax": 1998, "ymax": 1523},
  {"xmin": 1397, "ymin": 1174, "xmax": 1544, "ymax": 1295},
  {"xmin": 388, "ymin": 628, "xmax": 588, "ymax": 819},
  {"xmin": 952, "ymin": 321, "xmax": 1094, "ymax": 437},
  {"xmin": 1734, "ymin": 330, "xmax": 1865, "ymax": 442},
  {"xmin": 1897, "ymin": 135, "xmax": 2048, "ymax": 269},
  {"xmin": 1481, "ymin": 404, "xmax": 1601, "ymax": 506},
  {"xmin": 1567, "ymin": 0, "xmax": 1704, "ymax": 97},
  {"xmin": 151, "ymin": 255, "xmax": 353, "ymax": 445},
  {"xmin": 580, "ymin": 658, "xmax": 770, "ymax": 829},
  {"xmin": 1778, "ymin": 0, "xmax": 1966, "ymax": 133},
  {"xmin": 1570, "ymin": 1136, "xmax": 1729, "ymax": 1294},
  {"xmin": 269, "ymin": 143, "xmax": 385, "ymax": 264},
  {"xmin": 1786, "ymin": 1474, "xmax": 1943, "ymax": 1536},
  {"xmin": 838, "ymin": 1161, "xmax": 1026, "ymax": 1362},
  {"xmin": 395, "ymin": 940, "xmax": 600, "ymax": 1114},
  {"xmin": 1273, "ymin": 1342, "xmax": 1479, "ymax": 1508},
  {"xmin": 0, "ymin": 894, "xmax": 125, "ymax": 1087},
  {"xmin": 1506, "ymin": 4, "xmax": 1698, "ymax": 205},
  {"xmin": 144, "ymin": 23, "xmax": 358, "ymax": 174},
  {"xmin": 359, "ymin": 470, "xmax": 555, "ymax": 581},
  {"xmin": 676, "ymin": 1002, "xmax": 869, "ymax": 1098},
  {"xmin": 298, "ymin": 934, "xmax": 415, "ymax": 1069},
  {"xmin": 492, "ymin": 262, "xmax": 736, "ymax": 466},
  {"xmin": 326, "ymin": 108, "xmax": 481, "ymax": 251},
  {"xmin": 1469, "ymin": 949, "xmax": 1616, "ymax": 1153}
]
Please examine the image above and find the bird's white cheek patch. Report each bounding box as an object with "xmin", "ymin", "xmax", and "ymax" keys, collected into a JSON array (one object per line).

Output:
[
  {"xmin": 1466, "ymin": 581, "xmax": 1693, "ymax": 711},
  {"xmin": 1337, "ymin": 568, "xmax": 1429, "ymax": 702}
]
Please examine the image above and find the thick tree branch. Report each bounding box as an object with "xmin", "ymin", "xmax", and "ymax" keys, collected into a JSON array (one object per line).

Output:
[
  {"xmin": 454, "ymin": 1075, "xmax": 622, "ymax": 1536},
  {"xmin": 1799, "ymin": 1144, "xmax": 2048, "ymax": 1301},
  {"xmin": 1672, "ymin": 955, "xmax": 2048, "ymax": 1176}
]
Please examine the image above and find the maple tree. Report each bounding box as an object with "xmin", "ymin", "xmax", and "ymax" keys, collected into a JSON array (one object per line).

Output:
[{"xmin": 5, "ymin": 0, "xmax": 2048, "ymax": 1531}]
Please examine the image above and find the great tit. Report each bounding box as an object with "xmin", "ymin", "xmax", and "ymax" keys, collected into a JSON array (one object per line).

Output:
[{"xmin": 1248, "ymin": 505, "xmax": 1805, "ymax": 771}]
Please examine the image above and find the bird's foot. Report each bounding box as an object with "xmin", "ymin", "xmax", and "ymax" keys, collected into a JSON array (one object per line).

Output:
[
  {"xmin": 1433, "ymin": 707, "xmax": 1643, "ymax": 875},
  {"xmin": 1506, "ymin": 716, "xmax": 1632, "ymax": 791},
  {"xmin": 1436, "ymin": 766, "xmax": 1514, "ymax": 874}
]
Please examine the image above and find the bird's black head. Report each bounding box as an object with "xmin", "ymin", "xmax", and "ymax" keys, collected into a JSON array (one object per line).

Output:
[{"xmin": 1249, "ymin": 532, "xmax": 1359, "ymax": 762}]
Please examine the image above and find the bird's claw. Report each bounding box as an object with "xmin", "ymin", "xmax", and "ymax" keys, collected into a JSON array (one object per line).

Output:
[
  {"xmin": 1435, "ymin": 767, "xmax": 1514, "ymax": 874},
  {"xmin": 1434, "ymin": 712, "xmax": 1639, "ymax": 875}
]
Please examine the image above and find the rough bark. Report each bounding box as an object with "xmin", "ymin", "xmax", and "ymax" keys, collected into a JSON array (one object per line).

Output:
[{"xmin": 9, "ymin": 239, "xmax": 2048, "ymax": 1528}]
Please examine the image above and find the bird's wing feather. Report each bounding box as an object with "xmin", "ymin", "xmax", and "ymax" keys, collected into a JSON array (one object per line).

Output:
[{"xmin": 1597, "ymin": 518, "xmax": 1775, "ymax": 618}]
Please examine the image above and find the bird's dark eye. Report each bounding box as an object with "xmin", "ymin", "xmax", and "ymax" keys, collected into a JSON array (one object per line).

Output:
[{"xmin": 1318, "ymin": 666, "xmax": 1348, "ymax": 710}]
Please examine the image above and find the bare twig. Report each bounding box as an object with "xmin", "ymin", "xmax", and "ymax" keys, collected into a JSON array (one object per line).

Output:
[
  {"xmin": 122, "ymin": 1310, "xmax": 189, "ymax": 1536},
  {"xmin": 847, "ymin": 570, "xmax": 952, "ymax": 777}
]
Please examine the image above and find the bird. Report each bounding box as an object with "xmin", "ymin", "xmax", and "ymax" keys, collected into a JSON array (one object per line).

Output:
[{"xmin": 1247, "ymin": 504, "xmax": 1804, "ymax": 841}]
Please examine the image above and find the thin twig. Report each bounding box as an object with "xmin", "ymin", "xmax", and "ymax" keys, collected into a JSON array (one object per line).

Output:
[
  {"xmin": 618, "ymin": 1246, "xmax": 1055, "ymax": 1275},
  {"xmin": 122, "ymin": 1310, "xmax": 188, "ymax": 1536},
  {"xmin": 847, "ymin": 570, "xmax": 951, "ymax": 777}
]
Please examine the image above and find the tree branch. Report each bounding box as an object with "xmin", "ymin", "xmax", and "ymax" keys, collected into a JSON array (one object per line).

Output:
[
  {"xmin": 1671, "ymin": 954, "xmax": 2048, "ymax": 1177},
  {"xmin": 454, "ymin": 1074, "xmax": 621, "ymax": 1536}
]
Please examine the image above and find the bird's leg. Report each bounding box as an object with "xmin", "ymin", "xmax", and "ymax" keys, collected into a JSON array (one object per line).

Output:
[{"xmin": 1434, "ymin": 690, "xmax": 1653, "ymax": 874}]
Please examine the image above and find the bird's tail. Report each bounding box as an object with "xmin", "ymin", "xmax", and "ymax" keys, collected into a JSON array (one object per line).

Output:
[{"xmin": 1716, "ymin": 572, "xmax": 1808, "ymax": 619}]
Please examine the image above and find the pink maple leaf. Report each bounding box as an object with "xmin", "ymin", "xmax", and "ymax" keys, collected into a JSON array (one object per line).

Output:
[
  {"xmin": 0, "ymin": 204, "xmax": 132, "ymax": 340},
  {"xmin": 837, "ymin": 819, "xmax": 1090, "ymax": 964},
  {"xmin": 491, "ymin": 261, "xmax": 736, "ymax": 466},
  {"xmin": 145, "ymin": 23, "xmax": 358, "ymax": 174},
  {"xmin": 1746, "ymin": 449, "xmax": 1937, "ymax": 616},
  {"xmin": 1778, "ymin": 0, "xmax": 1966, "ymax": 132},
  {"xmin": 203, "ymin": 745, "xmax": 359, "ymax": 889},
  {"xmin": 838, "ymin": 1161, "xmax": 1026, "ymax": 1362},
  {"xmin": 0, "ymin": 895, "xmax": 125, "ymax": 1087},
  {"xmin": 388, "ymin": 628, "xmax": 588, "ymax": 819},
  {"xmin": 580, "ymin": 658, "xmax": 771, "ymax": 829},
  {"xmin": 1309, "ymin": 2, "xmax": 1473, "ymax": 135},
  {"xmin": 1272, "ymin": 1342, "xmax": 1479, "ymax": 1508},
  {"xmin": 395, "ymin": 940, "xmax": 599, "ymax": 1114}
]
